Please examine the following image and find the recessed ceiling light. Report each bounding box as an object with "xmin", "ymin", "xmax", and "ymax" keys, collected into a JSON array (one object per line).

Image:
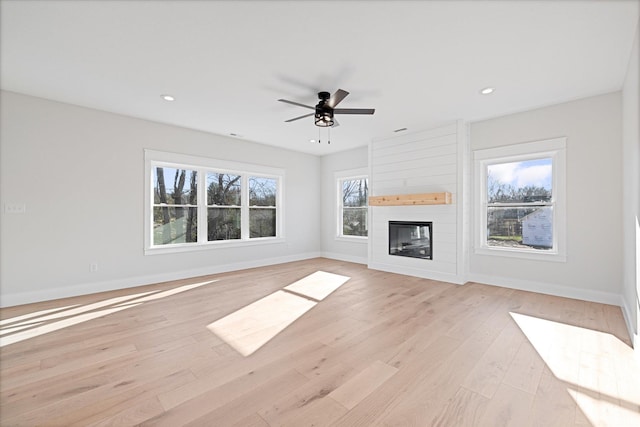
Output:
[
  {"xmin": 310, "ymin": 139, "xmax": 316, "ymax": 143},
  {"xmin": 161, "ymin": 94, "xmax": 175, "ymax": 101},
  {"xmin": 480, "ymin": 87, "xmax": 495, "ymax": 95}
]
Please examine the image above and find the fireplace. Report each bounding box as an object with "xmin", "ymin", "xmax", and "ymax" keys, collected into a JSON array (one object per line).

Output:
[{"xmin": 389, "ymin": 221, "xmax": 432, "ymax": 260}]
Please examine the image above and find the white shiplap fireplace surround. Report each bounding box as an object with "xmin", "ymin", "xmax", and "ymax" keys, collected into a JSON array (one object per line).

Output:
[{"xmin": 368, "ymin": 121, "xmax": 468, "ymax": 284}]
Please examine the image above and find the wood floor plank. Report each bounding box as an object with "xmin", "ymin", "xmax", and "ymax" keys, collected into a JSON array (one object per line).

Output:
[
  {"xmin": 1, "ymin": 258, "xmax": 637, "ymax": 426},
  {"xmin": 328, "ymin": 359, "xmax": 398, "ymax": 410},
  {"xmin": 257, "ymin": 362, "xmax": 352, "ymax": 426},
  {"xmin": 461, "ymin": 321, "xmax": 524, "ymax": 399},
  {"xmin": 177, "ymin": 369, "xmax": 308, "ymax": 427},
  {"xmin": 430, "ymin": 386, "xmax": 490, "ymax": 427},
  {"xmin": 502, "ymin": 340, "xmax": 546, "ymax": 394},
  {"xmin": 530, "ymin": 372, "xmax": 580, "ymax": 427},
  {"xmin": 476, "ymin": 383, "xmax": 535, "ymax": 427}
]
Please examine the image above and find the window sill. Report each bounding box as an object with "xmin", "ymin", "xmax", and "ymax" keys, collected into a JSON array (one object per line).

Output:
[
  {"xmin": 145, "ymin": 237, "xmax": 286, "ymax": 256},
  {"xmin": 474, "ymin": 246, "xmax": 566, "ymax": 262},
  {"xmin": 335, "ymin": 236, "xmax": 368, "ymax": 244}
]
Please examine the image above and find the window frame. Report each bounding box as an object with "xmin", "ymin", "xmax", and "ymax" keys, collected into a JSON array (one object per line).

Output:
[
  {"xmin": 473, "ymin": 137, "xmax": 567, "ymax": 262},
  {"xmin": 144, "ymin": 150, "xmax": 284, "ymax": 255},
  {"xmin": 335, "ymin": 168, "xmax": 369, "ymax": 241},
  {"xmin": 247, "ymin": 174, "xmax": 278, "ymax": 239}
]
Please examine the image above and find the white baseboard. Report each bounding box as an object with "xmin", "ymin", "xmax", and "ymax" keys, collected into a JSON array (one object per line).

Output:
[
  {"xmin": 368, "ymin": 261, "xmax": 465, "ymax": 285},
  {"xmin": 467, "ymin": 272, "xmax": 622, "ymax": 306},
  {"xmin": 1, "ymin": 252, "xmax": 322, "ymax": 307},
  {"xmin": 620, "ymin": 293, "xmax": 639, "ymax": 349},
  {"xmin": 321, "ymin": 252, "xmax": 368, "ymax": 265}
]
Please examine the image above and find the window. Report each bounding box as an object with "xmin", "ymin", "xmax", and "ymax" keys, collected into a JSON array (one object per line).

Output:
[
  {"xmin": 336, "ymin": 169, "xmax": 368, "ymax": 239},
  {"xmin": 145, "ymin": 150, "xmax": 284, "ymax": 254},
  {"xmin": 207, "ymin": 173, "xmax": 242, "ymax": 241},
  {"xmin": 474, "ymin": 137, "xmax": 566, "ymax": 261},
  {"xmin": 153, "ymin": 167, "xmax": 198, "ymax": 245},
  {"xmin": 249, "ymin": 176, "xmax": 277, "ymax": 238}
]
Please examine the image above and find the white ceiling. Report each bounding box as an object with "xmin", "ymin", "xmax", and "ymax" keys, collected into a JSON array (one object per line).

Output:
[{"xmin": 1, "ymin": 1, "xmax": 638, "ymax": 156}]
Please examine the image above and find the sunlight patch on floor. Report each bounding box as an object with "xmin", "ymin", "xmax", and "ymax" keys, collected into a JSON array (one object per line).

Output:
[
  {"xmin": 208, "ymin": 271, "xmax": 350, "ymax": 356},
  {"xmin": 0, "ymin": 280, "xmax": 218, "ymax": 347},
  {"xmin": 207, "ymin": 290, "xmax": 316, "ymax": 356},
  {"xmin": 114, "ymin": 280, "xmax": 218, "ymax": 306},
  {"xmin": 284, "ymin": 271, "xmax": 350, "ymax": 301},
  {"xmin": 0, "ymin": 304, "xmax": 80, "ymax": 326},
  {"xmin": 568, "ymin": 387, "xmax": 640, "ymax": 426},
  {"xmin": 510, "ymin": 312, "xmax": 640, "ymax": 425},
  {"xmin": 0, "ymin": 304, "xmax": 141, "ymax": 347},
  {"xmin": 0, "ymin": 321, "xmax": 45, "ymax": 336}
]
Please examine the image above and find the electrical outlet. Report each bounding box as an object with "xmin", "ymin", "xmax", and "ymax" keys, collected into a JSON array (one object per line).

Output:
[
  {"xmin": 90, "ymin": 263, "xmax": 98, "ymax": 272},
  {"xmin": 4, "ymin": 203, "xmax": 26, "ymax": 214}
]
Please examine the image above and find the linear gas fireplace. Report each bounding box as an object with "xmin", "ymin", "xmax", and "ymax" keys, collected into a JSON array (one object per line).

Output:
[{"xmin": 389, "ymin": 221, "xmax": 433, "ymax": 260}]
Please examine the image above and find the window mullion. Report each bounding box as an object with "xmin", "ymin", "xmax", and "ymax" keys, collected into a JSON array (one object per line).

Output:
[
  {"xmin": 197, "ymin": 169, "xmax": 207, "ymax": 244},
  {"xmin": 338, "ymin": 179, "xmax": 344, "ymax": 236},
  {"xmin": 241, "ymin": 175, "xmax": 249, "ymax": 240}
]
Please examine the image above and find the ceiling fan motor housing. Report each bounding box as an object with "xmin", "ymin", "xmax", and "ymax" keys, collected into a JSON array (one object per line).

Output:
[{"xmin": 318, "ymin": 91, "xmax": 331, "ymax": 101}]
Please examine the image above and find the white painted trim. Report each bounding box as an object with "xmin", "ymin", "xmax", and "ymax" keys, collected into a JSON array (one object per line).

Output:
[
  {"xmin": 472, "ymin": 136, "xmax": 567, "ymax": 262},
  {"xmin": 473, "ymin": 247, "xmax": 567, "ymax": 262},
  {"xmin": 456, "ymin": 119, "xmax": 469, "ymax": 282},
  {"xmin": 321, "ymin": 252, "xmax": 368, "ymax": 265},
  {"xmin": 467, "ymin": 272, "xmax": 621, "ymax": 306},
  {"xmin": 144, "ymin": 149, "xmax": 285, "ymax": 254},
  {"xmin": 335, "ymin": 168, "xmax": 369, "ymax": 239},
  {"xmin": 144, "ymin": 237, "xmax": 286, "ymax": 255},
  {"xmin": 334, "ymin": 236, "xmax": 368, "ymax": 244},
  {"xmin": 620, "ymin": 294, "xmax": 639, "ymax": 349},
  {"xmin": 368, "ymin": 261, "xmax": 465, "ymax": 285},
  {"xmin": 144, "ymin": 149, "xmax": 285, "ymax": 176},
  {"xmin": 1, "ymin": 252, "xmax": 322, "ymax": 308}
]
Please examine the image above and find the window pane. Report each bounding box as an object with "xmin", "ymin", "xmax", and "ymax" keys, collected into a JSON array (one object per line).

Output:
[
  {"xmin": 207, "ymin": 173, "xmax": 241, "ymax": 206},
  {"xmin": 487, "ymin": 206, "xmax": 553, "ymax": 250},
  {"xmin": 343, "ymin": 208, "xmax": 367, "ymax": 236},
  {"xmin": 250, "ymin": 208, "xmax": 276, "ymax": 238},
  {"xmin": 249, "ymin": 177, "xmax": 277, "ymax": 206},
  {"xmin": 208, "ymin": 208, "xmax": 241, "ymax": 241},
  {"xmin": 487, "ymin": 159, "xmax": 552, "ymax": 203},
  {"xmin": 154, "ymin": 167, "xmax": 197, "ymax": 205},
  {"xmin": 153, "ymin": 206, "xmax": 197, "ymax": 245},
  {"xmin": 343, "ymin": 178, "xmax": 368, "ymax": 207}
]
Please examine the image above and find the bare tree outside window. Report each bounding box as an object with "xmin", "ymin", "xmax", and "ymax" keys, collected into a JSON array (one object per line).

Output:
[
  {"xmin": 207, "ymin": 173, "xmax": 241, "ymax": 241},
  {"xmin": 153, "ymin": 167, "xmax": 198, "ymax": 245},
  {"xmin": 147, "ymin": 153, "xmax": 282, "ymax": 250},
  {"xmin": 341, "ymin": 178, "xmax": 368, "ymax": 237},
  {"xmin": 249, "ymin": 177, "xmax": 277, "ymax": 238}
]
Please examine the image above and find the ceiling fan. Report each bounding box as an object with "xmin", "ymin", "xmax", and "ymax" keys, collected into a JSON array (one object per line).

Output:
[{"xmin": 278, "ymin": 89, "xmax": 375, "ymax": 127}]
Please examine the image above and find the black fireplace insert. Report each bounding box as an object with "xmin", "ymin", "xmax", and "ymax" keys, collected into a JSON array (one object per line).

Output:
[{"xmin": 389, "ymin": 221, "xmax": 432, "ymax": 260}]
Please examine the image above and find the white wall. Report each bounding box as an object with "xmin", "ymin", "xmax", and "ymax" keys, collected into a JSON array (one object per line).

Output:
[
  {"xmin": 0, "ymin": 91, "xmax": 321, "ymax": 306},
  {"xmin": 320, "ymin": 146, "xmax": 369, "ymax": 264},
  {"xmin": 368, "ymin": 123, "xmax": 465, "ymax": 283},
  {"xmin": 621, "ymin": 20, "xmax": 639, "ymax": 346},
  {"xmin": 469, "ymin": 92, "xmax": 623, "ymax": 304}
]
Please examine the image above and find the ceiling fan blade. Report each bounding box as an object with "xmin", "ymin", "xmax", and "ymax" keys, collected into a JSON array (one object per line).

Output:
[
  {"xmin": 285, "ymin": 112, "xmax": 315, "ymax": 122},
  {"xmin": 331, "ymin": 117, "xmax": 340, "ymax": 128},
  {"xmin": 278, "ymin": 99, "xmax": 315, "ymax": 110},
  {"xmin": 333, "ymin": 108, "xmax": 375, "ymax": 115},
  {"xmin": 328, "ymin": 89, "xmax": 349, "ymax": 108}
]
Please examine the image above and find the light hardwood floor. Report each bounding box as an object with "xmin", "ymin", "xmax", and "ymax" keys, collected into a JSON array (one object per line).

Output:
[{"xmin": 1, "ymin": 258, "xmax": 638, "ymax": 426}]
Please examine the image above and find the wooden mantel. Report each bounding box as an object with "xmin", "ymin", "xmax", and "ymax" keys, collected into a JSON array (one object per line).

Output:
[{"xmin": 369, "ymin": 192, "xmax": 452, "ymax": 206}]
